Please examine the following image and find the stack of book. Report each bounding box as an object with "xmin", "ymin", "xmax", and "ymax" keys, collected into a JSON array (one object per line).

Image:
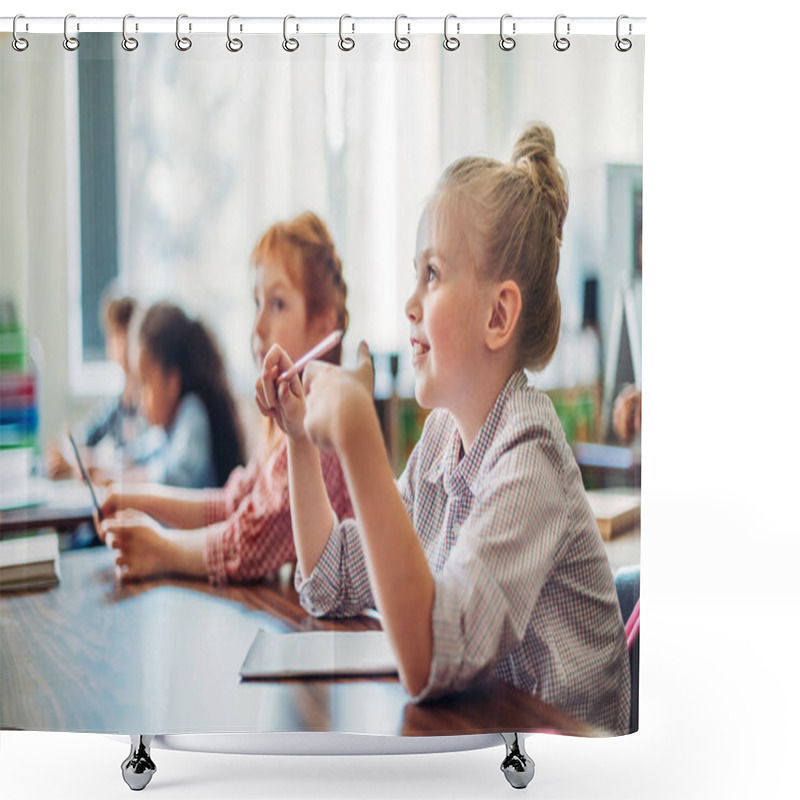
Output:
[
  {"xmin": 0, "ymin": 318, "xmax": 39, "ymax": 451},
  {"xmin": 0, "ymin": 531, "xmax": 61, "ymax": 592}
]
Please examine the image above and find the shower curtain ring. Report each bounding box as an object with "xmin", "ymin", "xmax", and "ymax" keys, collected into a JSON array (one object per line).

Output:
[
  {"xmin": 499, "ymin": 14, "xmax": 515, "ymax": 51},
  {"xmin": 283, "ymin": 15, "xmax": 299, "ymax": 52},
  {"xmin": 394, "ymin": 15, "xmax": 411, "ymax": 51},
  {"xmin": 338, "ymin": 15, "xmax": 355, "ymax": 51},
  {"xmin": 175, "ymin": 14, "xmax": 192, "ymax": 51},
  {"xmin": 226, "ymin": 15, "xmax": 243, "ymax": 52},
  {"xmin": 615, "ymin": 15, "xmax": 632, "ymax": 51},
  {"xmin": 121, "ymin": 14, "xmax": 139, "ymax": 51},
  {"xmin": 553, "ymin": 14, "xmax": 570, "ymax": 51},
  {"xmin": 12, "ymin": 15, "xmax": 29, "ymax": 52},
  {"xmin": 63, "ymin": 14, "xmax": 79, "ymax": 51},
  {"xmin": 443, "ymin": 14, "xmax": 460, "ymax": 51}
]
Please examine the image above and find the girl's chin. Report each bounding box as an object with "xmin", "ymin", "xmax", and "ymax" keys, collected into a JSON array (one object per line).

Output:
[{"xmin": 413, "ymin": 379, "xmax": 435, "ymax": 410}]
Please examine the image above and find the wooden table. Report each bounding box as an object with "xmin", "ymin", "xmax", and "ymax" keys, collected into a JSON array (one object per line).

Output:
[{"xmin": 0, "ymin": 547, "xmax": 598, "ymax": 738}]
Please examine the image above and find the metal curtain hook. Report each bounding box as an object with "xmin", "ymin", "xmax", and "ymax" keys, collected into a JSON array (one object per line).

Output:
[
  {"xmin": 175, "ymin": 14, "xmax": 192, "ymax": 51},
  {"xmin": 394, "ymin": 14, "xmax": 410, "ymax": 51},
  {"xmin": 12, "ymin": 14, "xmax": 29, "ymax": 52},
  {"xmin": 63, "ymin": 13, "xmax": 79, "ymax": 51},
  {"xmin": 443, "ymin": 14, "xmax": 460, "ymax": 51},
  {"xmin": 499, "ymin": 14, "xmax": 515, "ymax": 51},
  {"xmin": 615, "ymin": 15, "xmax": 632, "ymax": 51},
  {"xmin": 226, "ymin": 15, "xmax": 243, "ymax": 52},
  {"xmin": 338, "ymin": 14, "xmax": 355, "ymax": 51},
  {"xmin": 121, "ymin": 14, "xmax": 139, "ymax": 51},
  {"xmin": 553, "ymin": 14, "xmax": 570, "ymax": 51},
  {"xmin": 283, "ymin": 15, "xmax": 299, "ymax": 52}
]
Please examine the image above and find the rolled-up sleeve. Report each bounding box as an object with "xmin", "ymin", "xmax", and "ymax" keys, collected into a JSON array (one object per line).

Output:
[
  {"xmin": 412, "ymin": 435, "xmax": 569, "ymax": 702},
  {"xmin": 294, "ymin": 515, "xmax": 375, "ymax": 617},
  {"xmin": 295, "ymin": 443, "xmax": 418, "ymax": 618}
]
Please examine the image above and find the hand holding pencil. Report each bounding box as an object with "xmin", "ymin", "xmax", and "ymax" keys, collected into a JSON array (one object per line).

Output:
[{"xmin": 255, "ymin": 330, "xmax": 343, "ymax": 440}]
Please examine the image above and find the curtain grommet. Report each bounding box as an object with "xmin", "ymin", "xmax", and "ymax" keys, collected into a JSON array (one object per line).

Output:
[
  {"xmin": 553, "ymin": 15, "xmax": 571, "ymax": 52},
  {"xmin": 282, "ymin": 15, "xmax": 299, "ymax": 52},
  {"xmin": 121, "ymin": 14, "xmax": 139, "ymax": 52},
  {"xmin": 226, "ymin": 15, "xmax": 243, "ymax": 52},
  {"xmin": 63, "ymin": 13, "xmax": 79, "ymax": 51},
  {"xmin": 394, "ymin": 15, "xmax": 411, "ymax": 51},
  {"xmin": 338, "ymin": 14, "xmax": 355, "ymax": 51},
  {"xmin": 499, "ymin": 14, "xmax": 516, "ymax": 51},
  {"xmin": 615, "ymin": 15, "xmax": 632, "ymax": 52},
  {"xmin": 175, "ymin": 14, "xmax": 192, "ymax": 51},
  {"xmin": 443, "ymin": 14, "xmax": 460, "ymax": 52},
  {"xmin": 12, "ymin": 15, "xmax": 29, "ymax": 52}
]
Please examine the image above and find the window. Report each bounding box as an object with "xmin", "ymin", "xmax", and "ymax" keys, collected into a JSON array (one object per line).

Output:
[{"xmin": 66, "ymin": 34, "xmax": 122, "ymax": 395}]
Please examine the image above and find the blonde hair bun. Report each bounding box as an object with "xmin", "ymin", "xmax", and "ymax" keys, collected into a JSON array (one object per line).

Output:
[
  {"xmin": 512, "ymin": 122, "xmax": 568, "ymax": 242},
  {"xmin": 512, "ymin": 123, "xmax": 557, "ymax": 167}
]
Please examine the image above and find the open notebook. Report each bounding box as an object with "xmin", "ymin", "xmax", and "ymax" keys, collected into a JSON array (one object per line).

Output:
[{"xmin": 240, "ymin": 629, "xmax": 398, "ymax": 680}]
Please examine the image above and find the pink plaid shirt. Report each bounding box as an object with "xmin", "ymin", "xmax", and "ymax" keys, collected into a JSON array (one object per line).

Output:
[
  {"xmin": 296, "ymin": 371, "xmax": 631, "ymax": 735},
  {"xmin": 204, "ymin": 436, "xmax": 353, "ymax": 586}
]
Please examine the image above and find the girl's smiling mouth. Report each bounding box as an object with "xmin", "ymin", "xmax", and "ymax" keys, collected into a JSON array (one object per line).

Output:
[{"xmin": 410, "ymin": 337, "xmax": 430, "ymax": 365}]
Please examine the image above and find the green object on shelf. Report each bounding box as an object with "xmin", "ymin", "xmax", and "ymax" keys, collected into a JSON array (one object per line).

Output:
[
  {"xmin": 0, "ymin": 328, "xmax": 27, "ymax": 372},
  {"xmin": 0, "ymin": 433, "xmax": 37, "ymax": 450},
  {"xmin": 547, "ymin": 386, "xmax": 598, "ymax": 444}
]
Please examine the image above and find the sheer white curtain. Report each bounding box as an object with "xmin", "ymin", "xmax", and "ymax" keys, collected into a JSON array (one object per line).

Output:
[
  {"xmin": 113, "ymin": 36, "xmax": 515, "ymax": 393},
  {"xmin": 113, "ymin": 34, "xmax": 642, "ymax": 396}
]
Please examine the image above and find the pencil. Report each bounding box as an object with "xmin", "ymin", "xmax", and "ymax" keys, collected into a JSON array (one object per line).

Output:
[
  {"xmin": 277, "ymin": 330, "xmax": 343, "ymax": 383},
  {"xmin": 67, "ymin": 431, "xmax": 103, "ymax": 521}
]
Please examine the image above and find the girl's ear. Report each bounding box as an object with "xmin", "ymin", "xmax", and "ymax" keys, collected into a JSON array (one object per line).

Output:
[{"xmin": 486, "ymin": 280, "xmax": 522, "ymax": 352}]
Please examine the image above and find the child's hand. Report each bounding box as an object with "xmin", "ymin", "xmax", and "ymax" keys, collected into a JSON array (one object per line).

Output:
[
  {"xmin": 45, "ymin": 444, "xmax": 74, "ymax": 480},
  {"xmin": 254, "ymin": 345, "xmax": 307, "ymax": 440},
  {"xmin": 612, "ymin": 385, "xmax": 642, "ymax": 445},
  {"xmin": 303, "ymin": 341, "xmax": 375, "ymax": 451},
  {"xmin": 97, "ymin": 484, "xmax": 125, "ymax": 525},
  {"xmin": 88, "ymin": 465, "xmax": 112, "ymax": 486},
  {"xmin": 100, "ymin": 510, "xmax": 175, "ymax": 581}
]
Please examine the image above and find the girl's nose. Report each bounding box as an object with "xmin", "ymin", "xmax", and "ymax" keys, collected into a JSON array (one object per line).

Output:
[
  {"xmin": 253, "ymin": 306, "xmax": 268, "ymax": 339},
  {"xmin": 405, "ymin": 288, "xmax": 421, "ymax": 322}
]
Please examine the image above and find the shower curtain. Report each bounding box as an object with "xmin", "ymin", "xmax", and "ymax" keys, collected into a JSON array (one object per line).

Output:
[{"xmin": 0, "ymin": 12, "xmax": 644, "ymax": 779}]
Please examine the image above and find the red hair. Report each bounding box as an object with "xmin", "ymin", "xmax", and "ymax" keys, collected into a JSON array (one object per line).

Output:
[{"xmin": 251, "ymin": 211, "xmax": 348, "ymax": 364}]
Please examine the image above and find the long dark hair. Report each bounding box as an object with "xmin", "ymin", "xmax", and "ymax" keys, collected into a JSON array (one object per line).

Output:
[{"xmin": 139, "ymin": 302, "xmax": 245, "ymax": 486}]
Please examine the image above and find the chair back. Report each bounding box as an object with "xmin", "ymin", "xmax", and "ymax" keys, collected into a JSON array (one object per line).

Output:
[{"xmin": 614, "ymin": 565, "xmax": 640, "ymax": 733}]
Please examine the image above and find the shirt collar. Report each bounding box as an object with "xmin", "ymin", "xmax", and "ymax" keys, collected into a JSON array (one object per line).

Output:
[{"xmin": 425, "ymin": 370, "xmax": 528, "ymax": 495}]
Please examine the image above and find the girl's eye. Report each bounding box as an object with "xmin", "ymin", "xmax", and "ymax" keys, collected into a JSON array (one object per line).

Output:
[
  {"xmin": 426, "ymin": 264, "xmax": 438, "ymax": 282},
  {"xmin": 270, "ymin": 297, "xmax": 286, "ymax": 312}
]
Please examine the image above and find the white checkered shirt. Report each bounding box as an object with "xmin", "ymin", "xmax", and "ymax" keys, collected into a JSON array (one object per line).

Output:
[{"xmin": 296, "ymin": 370, "xmax": 631, "ymax": 735}]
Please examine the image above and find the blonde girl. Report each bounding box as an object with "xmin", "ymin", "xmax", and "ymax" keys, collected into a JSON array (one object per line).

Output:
[
  {"xmin": 258, "ymin": 125, "xmax": 631, "ymax": 735},
  {"xmin": 98, "ymin": 212, "xmax": 353, "ymax": 584}
]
